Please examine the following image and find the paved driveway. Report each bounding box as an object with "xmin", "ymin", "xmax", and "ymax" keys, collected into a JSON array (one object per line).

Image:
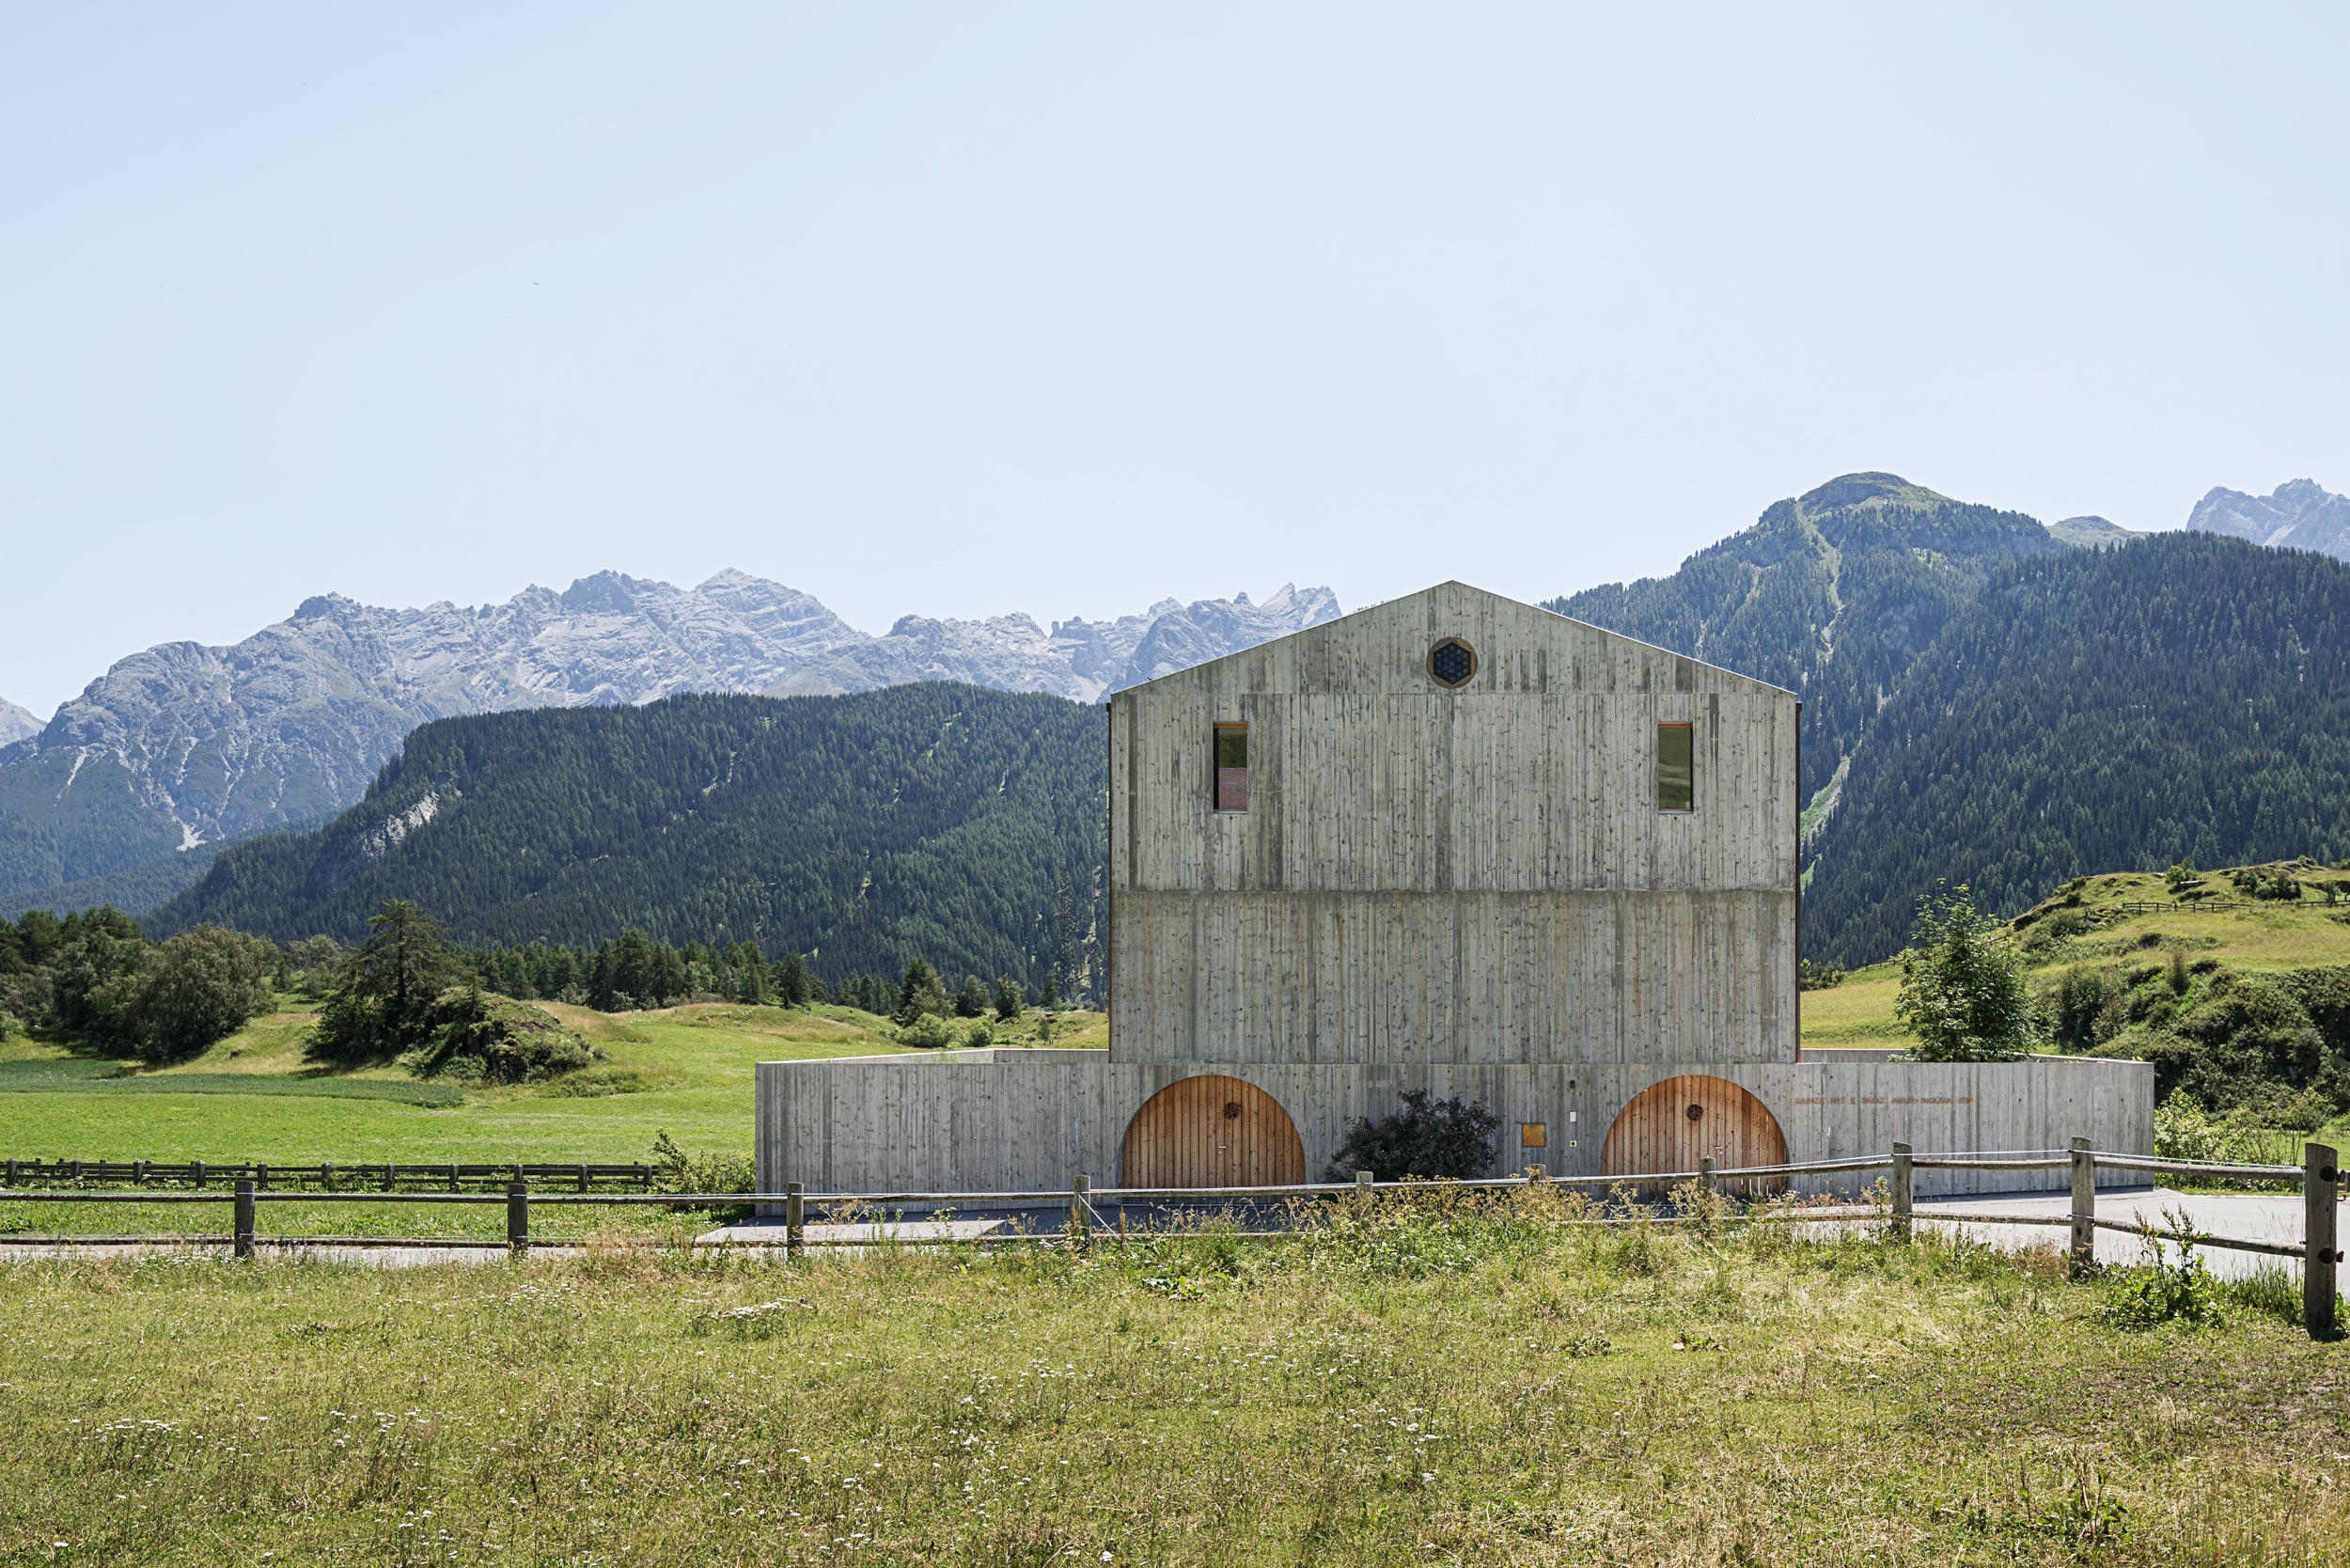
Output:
[{"xmin": 1905, "ymin": 1184, "xmax": 2320, "ymax": 1280}]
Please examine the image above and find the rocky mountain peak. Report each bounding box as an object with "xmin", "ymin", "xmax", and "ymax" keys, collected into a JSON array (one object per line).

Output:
[
  {"xmin": 558, "ymin": 571, "xmax": 665, "ymax": 613},
  {"xmin": 1797, "ymin": 471, "xmax": 1935, "ymax": 513},
  {"xmin": 0, "ymin": 698, "xmax": 39, "ymax": 747},
  {"xmin": 2046, "ymin": 514, "xmax": 2136, "ymax": 548},
  {"xmin": 290, "ymin": 592, "xmax": 360, "ymax": 621},
  {"xmin": 776, "ymin": 587, "xmax": 1339, "ymax": 703},
  {"xmin": 2187, "ymin": 479, "xmax": 2350, "ymax": 558}
]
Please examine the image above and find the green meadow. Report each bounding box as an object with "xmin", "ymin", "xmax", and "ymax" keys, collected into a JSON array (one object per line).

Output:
[
  {"xmin": 0, "ymin": 1000, "xmax": 1108, "ymax": 1166},
  {"xmin": 1, "ymin": 1193, "xmax": 2342, "ymax": 1566}
]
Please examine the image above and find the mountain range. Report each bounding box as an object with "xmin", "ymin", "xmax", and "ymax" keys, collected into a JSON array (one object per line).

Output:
[
  {"xmin": 0, "ymin": 700, "xmax": 37, "ymax": 747},
  {"xmin": 157, "ymin": 519, "xmax": 2350, "ymax": 977},
  {"xmin": 15, "ymin": 468, "xmax": 2350, "ymax": 970},
  {"xmin": 2187, "ymin": 478, "xmax": 2350, "ymax": 557},
  {"xmin": 0, "ymin": 575, "xmax": 1336, "ymax": 912}
]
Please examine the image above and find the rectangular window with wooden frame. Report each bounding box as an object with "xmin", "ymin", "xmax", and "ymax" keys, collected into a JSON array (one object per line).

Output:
[
  {"xmin": 1656, "ymin": 721, "xmax": 1694, "ymax": 812},
  {"xmin": 1213, "ymin": 723, "xmax": 1248, "ymax": 813}
]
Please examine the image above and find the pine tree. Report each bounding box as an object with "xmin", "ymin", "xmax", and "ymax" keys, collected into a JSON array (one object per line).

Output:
[
  {"xmin": 894, "ymin": 959, "xmax": 948, "ymax": 1026},
  {"xmin": 725, "ymin": 940, "xmax": 769, "ymax": 1004},
  {"xmin": 952, "ymin": 975, "xmax": 989, "ymax": 1018},
  {"xmin": 309, "ymin": 900, "xmax": 458, "ymax": 1065}
]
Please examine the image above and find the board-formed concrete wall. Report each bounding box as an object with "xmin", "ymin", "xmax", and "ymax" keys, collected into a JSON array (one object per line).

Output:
[
  {"xmin": 756, "ymin": 1052, "xmax": 2154, "ymax": 1200},
  {"xmin": 1109, "ymin": 583, "xmax": 1801, "ymax": 1067}
]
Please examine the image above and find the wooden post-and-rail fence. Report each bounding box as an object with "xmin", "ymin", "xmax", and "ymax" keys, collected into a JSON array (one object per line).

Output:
[
  {"xmin": 5, "ymin": 1144, "xmax": 2341, "ymax": 1340},
  {"xmin": 0, "ymin": 1157, "xmax": 655, "ymax": 1193}
]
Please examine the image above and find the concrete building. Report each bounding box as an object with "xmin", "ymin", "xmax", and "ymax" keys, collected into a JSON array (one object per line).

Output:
[{"xmin": 758, "ymin": 583, "xmax": 2151, "ymax": 1198}]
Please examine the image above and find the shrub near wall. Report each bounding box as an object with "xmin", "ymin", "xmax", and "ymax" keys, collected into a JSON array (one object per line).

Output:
[{"xmin": 1324, "ymin": 1090, "xmax": 1503, "ymax": 1181}]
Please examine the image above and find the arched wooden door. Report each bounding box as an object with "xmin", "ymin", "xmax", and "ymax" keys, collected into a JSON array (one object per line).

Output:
[
  {"xmin": 1121, "ymin": 1075, "xmax": 1306, "ymax": 1189},
  {"xmin": 1601, "ymin": 1075, "xmax": 1788, "ymax": 1196}
]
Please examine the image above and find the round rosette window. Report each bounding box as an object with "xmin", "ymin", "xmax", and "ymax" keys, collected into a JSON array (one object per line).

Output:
[{"xmin": 1427, "ymin": 637, "xmax": 1477, "ymax": 688}]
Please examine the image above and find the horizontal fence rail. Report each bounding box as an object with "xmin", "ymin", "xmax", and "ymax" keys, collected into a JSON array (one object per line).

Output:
[
  {"xmin": 0, "ymin": 1158, "xmax": 655, "ymax": 1193},
  {"xmin": 3, "ymin": 1141, "xmax": 2339, "ymax": 1341},
  {"xmin": 2089, "ymin": 896, "xmax": 2334, "ymax": 914}
]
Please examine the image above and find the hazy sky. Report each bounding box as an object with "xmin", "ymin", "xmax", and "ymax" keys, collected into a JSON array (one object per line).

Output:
[{"xmin": 5, "ymin": 6, "xmax": 2346, "ymax": 716}]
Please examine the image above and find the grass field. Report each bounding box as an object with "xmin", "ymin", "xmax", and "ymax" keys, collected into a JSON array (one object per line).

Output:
[
  {"xmin": 1801, "ymin": 863, "xmax": 2350, "ymax": 1054},
  {"xmin": 0, "ymin": 1001, "xmax": 1107, "ymax": 1167},
  {"xmin": 1, "ymin": 1195, "xmax": 2342, "ymax": 1565}
]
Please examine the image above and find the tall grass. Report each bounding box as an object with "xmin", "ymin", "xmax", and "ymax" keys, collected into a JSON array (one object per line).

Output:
[{"xmin": 3, "ymin": 1185, "xmax": 2344, "ymax": 1565}]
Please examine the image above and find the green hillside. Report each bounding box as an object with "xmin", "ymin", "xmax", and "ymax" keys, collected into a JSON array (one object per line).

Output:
[
  {"xmin": 154, "ymin": 684, "xmax": 1108, "ymax": 996},
  {"xmin": 0, "ymin": 744, "xmax": 184, "ymax": 898},
  {"xmin": 1802, "ymin": 533, "xmax": 2350, "ymax": 965},
  {"xmin": 1805, "ymin": 858, "xmax": 2350, "ymax": 1132},
  {"xmin": 1546, "ymin": 471, "xmax": 2063, "ymax": 808},
  {"xmin": 1806, "ymin": 861, "xmax": 2350, "ymax": 1045}
]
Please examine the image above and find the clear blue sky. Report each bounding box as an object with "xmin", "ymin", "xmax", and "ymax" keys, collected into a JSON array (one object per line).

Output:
[{"xmin": 5, "ymin": 5, "xmax": 2345, "ymax": 716}]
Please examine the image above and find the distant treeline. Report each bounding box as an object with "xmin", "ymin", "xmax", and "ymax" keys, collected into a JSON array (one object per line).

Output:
[
  {"xmin": 0, "ymin": 906, "xmax": 276, "ymax": 1062},
  {"xmin": 462, "ymin": 930, "xmax": 1068, "ymax": 1018}
]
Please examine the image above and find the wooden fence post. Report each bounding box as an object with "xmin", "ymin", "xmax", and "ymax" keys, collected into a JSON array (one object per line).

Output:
[
  {"xmin": 507, "ymin": 1181, "xmax": 529, "ymax": 1258},
  {"xmin": 1355, "ymin": 1170, "xmax": 1373, "ymax": 1204},
  {"xmin": 2069, "ymin": 1137, "xmax": 2095, "ymax": 1278},
  {"xmin": 2306, "ymin": 1140, "xmax": 2340, "ymax": 1341},
  {"xmin": 256, "ymin": 1162, "xmax": 269, "ymax": 1193},
  {"xmin": 1700, "ymin": 1155, "xmax": 1716, "ymax": 1198},
  {"xmin": 233, "ymin": 1179, "xmax": 256, "ymax": 1260},
  {"xmin": 191, "ymin": 1160, "xmax": 206, "ymax": 1190},
  {"xmin": 786, "ymin": 1183, "xmax": 805, "ymax": 1260},
  {"xmin": 5, "ymin": 1158, "xmax": 17, "ymax": 1188},
  {"xmin": 1072, "ymin": 1175, "xmax": 1092, "ymax": 1247},
  {"xmin": 1890, "ymin": 1142, "xmax": 1913, "ymax": 1244}
]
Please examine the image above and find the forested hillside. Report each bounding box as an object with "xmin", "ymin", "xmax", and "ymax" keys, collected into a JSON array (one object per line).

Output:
[
  {"xmin": 0, "ymin": 572, "xmax": 1330, "ymax": 917},
  {"xmin": 154, "ymin": 686, "xmax": 1108, "ymax": 996},
  {"xmin": 1802, "ymin": 533, "xmax": 2350, "ymax": 965},
  {"xmin": 1546, "ymin": 472, "xmax": 2065, "ymax": 811}
]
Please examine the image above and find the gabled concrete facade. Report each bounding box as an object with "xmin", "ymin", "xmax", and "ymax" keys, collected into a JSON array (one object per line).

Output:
[{"xmin": 1108, "ymin": 581, "xmax": 1797, "ymax": 1066}]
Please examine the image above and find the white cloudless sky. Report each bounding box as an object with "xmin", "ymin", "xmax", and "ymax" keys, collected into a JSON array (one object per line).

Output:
[{"xmin": 4, "ymin": 4, "xmax": 2346, "ymax": 715}]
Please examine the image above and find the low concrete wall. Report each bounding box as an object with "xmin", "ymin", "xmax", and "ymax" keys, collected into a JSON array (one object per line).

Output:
[{"xmin": 756, "ymin": 1050, "xmax": 2154, "ymax": 1200}]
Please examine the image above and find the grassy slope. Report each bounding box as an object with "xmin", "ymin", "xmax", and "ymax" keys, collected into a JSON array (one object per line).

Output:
[
  {"xmin": 0, "ymin": 1001, "xmax": 1107, "ymax": 1164},
  {"xmin": 1, "ymin": 1215, "xmax": 2342, "ymax": 1565},
  {"xmin": 1801, "ymin": 860, "xmax": 2350, "ymax": 1051}
]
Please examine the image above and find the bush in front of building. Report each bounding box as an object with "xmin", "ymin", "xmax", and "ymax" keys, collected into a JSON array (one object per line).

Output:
[
  {"xmin": 1894, "ymin": 883, "xmax": 2042, "ymax": 1060},
  {"xmin": 1322, "ymin": 1090, "xmax": 1502, "ymax": 1182}
]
